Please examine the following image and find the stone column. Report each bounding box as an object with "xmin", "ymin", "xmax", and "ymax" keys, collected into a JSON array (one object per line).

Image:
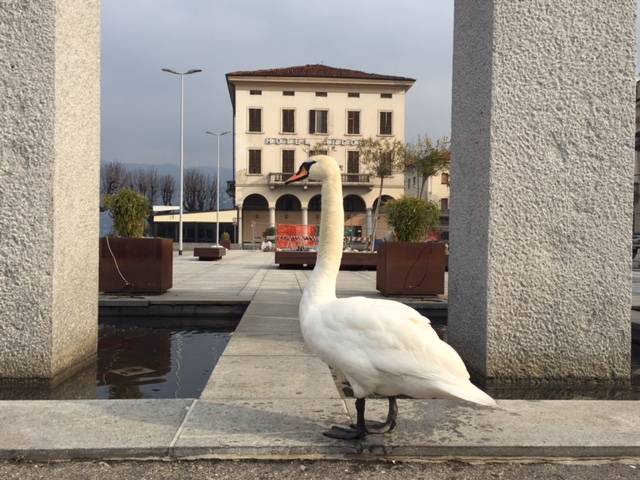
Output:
[
  {"xmin": 301, "ymin": 207, "xmax": 308, "ymax": 226},
  {"xmin": 269, "ymin": 206, "xmax": 276, "ymax": 228},
  {"xmin": 449, "ymin": 0, "xmax": 634, "ymax": 382},
  {"xmin": 0, "ymin": 0, "xmax": 101, "ymax": 379},
  {"xmin": 236, "ymin": 207, "xmax": 243, "ymax": 248}
]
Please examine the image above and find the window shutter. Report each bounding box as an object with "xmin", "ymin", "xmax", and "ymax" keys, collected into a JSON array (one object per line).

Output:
[
  {"xmin": 309, "ymin": 110, "xmax": 315, "ymax": 134},
  {"xmin": 320, "ymin": 111, "xmax": 327, "ymax": 133}
]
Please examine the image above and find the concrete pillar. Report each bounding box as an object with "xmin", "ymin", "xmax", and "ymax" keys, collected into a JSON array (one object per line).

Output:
[
  {"xmin": 301, "ymin": 207, "xmax": 308, "ymax": 226},
  {"xmin": 366, "ymin": 208, "xmax": 373, "ymax": 236},
  {"xmin": 269, "ymin": 207, "xmax": 276, "ymax": 228},
  {"xmin": 448, "ymin": 0, "xmax": 634, "ymax": 382},
  {"xmin": 0, "ymin": 0, "xmax": 101, "ymax": 379}
]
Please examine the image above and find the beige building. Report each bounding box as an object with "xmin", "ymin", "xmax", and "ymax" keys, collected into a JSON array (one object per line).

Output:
[
  {"xmin": 404, "ymin": 164, "xmax": 450, "ymax": 238},
  {"xmin": 226, "ymin": 64, "xmax": 415, "ymax": 246}
]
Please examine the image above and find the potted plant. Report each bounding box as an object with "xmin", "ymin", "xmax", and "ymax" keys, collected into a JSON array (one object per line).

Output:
[
  {"xmin": 376, "ymin": 196, "xmax": 445, "ymax": 295},
  {"xmin": 263, "ymin": 226, "xmax": 276, "ymax": 242},
  {"xmin": 221, "ymin": 231, "xmax": 231, "ymax": 250},
  {"xmin": 100, "ymin": 188, "xmax": 173, "ymax": 294}
]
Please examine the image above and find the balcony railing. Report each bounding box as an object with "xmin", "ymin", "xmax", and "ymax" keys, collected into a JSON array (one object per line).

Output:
[
  {"xmin": 268, "ymin": 172, "xmax": 372, "ymax": 187},
  {"xmin": 342, "ymin": 173, "xmax": 372, "ymax": 185}
]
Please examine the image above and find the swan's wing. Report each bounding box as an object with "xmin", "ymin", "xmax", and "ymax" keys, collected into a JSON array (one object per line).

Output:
[{"xmin": 316, "ymin": 296, "xmax": 470, "ymax": 383}]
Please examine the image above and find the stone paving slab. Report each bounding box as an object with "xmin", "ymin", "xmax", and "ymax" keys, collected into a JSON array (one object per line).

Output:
[
  {"xmin": 234, "ymin": 315, "xmax": 301, "ymax": 335},
  {"xmin": 245, "ymin": 302, "xmax": 300, "ymax": 318},
  {"xmin": 250, "ymin": 293, "xmax": 302, "ymax": 305},
  {"xmin": 0, "ymin": 399, "xmax": 192, "ymax": 460},
  {"xmin": 173, "ymin": 399, "xmax": 352, "ymax": 457},
  {"xmin": 200, "ymin": 355, "xmax": 339, "ymax": 400},
  {"xmin": 225, "ymin": 333, "xmax": 310, "ymax": 356},
  {"xmin": 2, "ymin": 398, "xmax": 640, "ymax": 460},
  {"xmin": 342, "ymin": 399, "xmax": 640, "ymax": 457}
]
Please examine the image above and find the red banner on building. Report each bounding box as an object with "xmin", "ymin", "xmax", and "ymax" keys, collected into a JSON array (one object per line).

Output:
[{"xmin": 276, "ymin": 224, "xmax": 318, "ymax": 251}]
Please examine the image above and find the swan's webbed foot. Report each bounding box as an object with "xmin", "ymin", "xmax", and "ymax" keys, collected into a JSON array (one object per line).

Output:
[
  {"xmin": 323, "ymin": 397, "xmax": 368, "ymax": 441},
  {"xmin": 323, "ymin": 425, "xmax": 367, "ymax": 440},
  {"xmin": 349, "ymin": 419, "xmax": 396, "ymax": 434},
  {"xmin": 349, "ymin": 396, "xmax": 398, "ymax": 434}
]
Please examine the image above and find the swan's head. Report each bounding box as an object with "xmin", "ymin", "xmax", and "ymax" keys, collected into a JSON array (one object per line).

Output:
[{"xmin": 284, "ymin": 155, "xmax": 339, "ymax": 184}]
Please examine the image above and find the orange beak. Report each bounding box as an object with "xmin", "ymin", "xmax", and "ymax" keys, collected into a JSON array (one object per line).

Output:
[{"xmin": 285, "ymin": 167, "xmax": 308, "ymax": 184}]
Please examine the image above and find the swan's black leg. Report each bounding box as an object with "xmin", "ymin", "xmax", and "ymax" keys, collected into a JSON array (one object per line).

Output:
[
  {"xmin": 323, "ymin": 398, "xmax": 367, "ymax": 440},
  {"xmin": 350, "ymin": 396, "xmax": 398, "ymax": 434}
]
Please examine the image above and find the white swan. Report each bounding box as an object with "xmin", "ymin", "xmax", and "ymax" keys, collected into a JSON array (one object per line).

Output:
[{"xmin": 285, "ymin": 155, "xmax": 496, "ymax": 440}]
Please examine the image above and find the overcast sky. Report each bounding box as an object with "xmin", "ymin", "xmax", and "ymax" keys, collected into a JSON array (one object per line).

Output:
[
  {"xmin": 101, "ymin": 0, "xmax": 453, "ymax": 169},
  {"xmin": 102, "ymin": 1, "xmax": 640, "ymax": 170}
]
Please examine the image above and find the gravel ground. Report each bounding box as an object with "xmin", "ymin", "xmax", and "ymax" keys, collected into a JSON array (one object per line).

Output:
[{"xmin": 0, "ymin": 460, "xmax": 638, "ymax": 480}]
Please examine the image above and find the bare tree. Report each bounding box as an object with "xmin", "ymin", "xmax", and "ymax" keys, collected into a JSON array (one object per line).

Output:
[
  {"xmin": 101, "ymin": 161, "xmax": 129, "ymax": 197},
  {"xmin": 130, "ymin": 169, "xmax": 150, "ymax": 200},
  {"xmin": 184, "ymin": 168, "xmax": 207, "ymax": 212},
  {"xmin": 206, "ymin": 174, "xmax": 218, "ymax": 210},
  {"xmin": 358, "ymin": 137, "xmax": 405, "ymax": 250},
  {"xmin": 146, "ymin": 168, "xmax": 160, "ymax": 205},
  {"xmin": 160, "ymin": 174, "xmax": 175, "ymax": 205}
]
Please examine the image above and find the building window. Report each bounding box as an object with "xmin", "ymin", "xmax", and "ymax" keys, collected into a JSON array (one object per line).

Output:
[
  {"xmin": 347, "ymin": 151, "xmax": 360, "ymax": 174},
  {"xmin": 283, "ymin": 90, "xmax": 295, "ymax": 96},
  {"xmin": 441, "ymin": 172, "xmax": 449, "ymax": 184},
  {"xmin": 348, "ymin": 92, "xmax": 360, "ymax": 98},
  {"xmin": 315, "ymin": 91, "xmax": 327, "ymax": 97},
  {"xmin": 440, "ymin": 198, "xmax": 449, "ymax": 211},
  {"xmin": 250, "ymin": 90, "xmax": 262, "ymax": 95},
  {"xmin": 379, "ymin": 111, "xmax": 392, "ymax": 135},
  {"xmin": 381, "ymin": 93, "xmax": 392, "ymax": 98},
  {"xmin": 347, "ymin": 111, "xmax": 360, "ymax": 135},
  {"xmin": 282, "ymin": 150, "xmax": 295, "ymax": 176},
  {"xmin": 282, "ymin": 109, "xmax": 295, "ymax": 133},
  {"xmin": 413, "ymin": 177, "xmax": 416, "ymax": 188},
  {"xmin": 309, "ymin": 110, "xmax": 328, "ymax": 134},
  {"xmin": 248, "ymin": 108, "xmax": 262, "ymax": 132},
  {"xmin": 248, "ymin": 149, "xmax": 261, "ymax": 174}
]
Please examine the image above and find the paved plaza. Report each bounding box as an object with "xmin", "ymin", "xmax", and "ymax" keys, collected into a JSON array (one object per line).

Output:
[{"xmin": 0, "ymin": 250, "xmax": 639, "ymax": 462}]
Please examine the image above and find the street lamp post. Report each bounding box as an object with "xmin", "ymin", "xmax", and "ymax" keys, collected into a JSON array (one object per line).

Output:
[
  {"xmin": 161, "ymin": 67, "xmax": 203, "ymax": 255},
  {"xmin": 205, "ymin": 130, "xmax": 230, "ymax": 246}
]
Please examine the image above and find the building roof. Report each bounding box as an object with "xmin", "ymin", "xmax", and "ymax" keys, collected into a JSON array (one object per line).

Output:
[{"xmin": 226, "ymin": 64, "xmax": 415, "ymax": 83}]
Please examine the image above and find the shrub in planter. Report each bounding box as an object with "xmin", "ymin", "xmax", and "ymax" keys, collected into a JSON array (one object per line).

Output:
[
  {"xmin": 221, "ymin": 231, "xmax": 232, "ymax": 249},
  {"xmin": 263, "ymin": 226, "xmax": 276, "ymax": 241},
  {"xmin": 377, "ymin": 196, "xmax": 445, "ymax": 295},
  {"xmin": 100, "ymin": 189, "xmax": 172, "ymax": 294}
]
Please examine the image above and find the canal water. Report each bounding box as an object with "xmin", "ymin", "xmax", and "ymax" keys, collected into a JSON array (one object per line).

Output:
[
  {"xmin": 96, "ymin": 325, "xmax": 230, "ymax": 399},
  {"xmin": 2, "ymin": 318, "xmax": 638, "ymax": 401},
  {"xmin": 0, "ymin": 324, "xmax": 231, "ymax": 400}
]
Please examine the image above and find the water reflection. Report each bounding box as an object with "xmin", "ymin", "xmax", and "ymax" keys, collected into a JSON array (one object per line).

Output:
[
  {"xmin": 97, "ymin": 325, "xmax": 230, "ymax": 399},
  {"xmin": 0, "ymin": 325, "xmax": 230, "ymax": 400}
]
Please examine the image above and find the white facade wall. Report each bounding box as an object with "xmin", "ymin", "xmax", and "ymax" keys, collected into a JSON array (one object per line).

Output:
[{"xmin": 404, "ymin": 165, "xmax": 450, "ymax": 209}]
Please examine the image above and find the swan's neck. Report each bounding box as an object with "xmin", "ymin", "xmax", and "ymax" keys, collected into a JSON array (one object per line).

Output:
[{"xmin": 302, "ymin": 169, "xmax": 343, "ymax": 310}]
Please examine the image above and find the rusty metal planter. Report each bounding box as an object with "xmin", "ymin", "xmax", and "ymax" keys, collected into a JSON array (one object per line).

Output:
[
  {"xmin": 99, "ymin": 237, "xmax": 173, "ymax": 294},
  {"xmin": 376, "ymin": 241, "xmax": 445, "ymax": 295}
]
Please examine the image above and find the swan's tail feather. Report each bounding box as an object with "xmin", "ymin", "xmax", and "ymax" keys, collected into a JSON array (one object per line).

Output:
[{"xmin": 437, "ymin": 380, "xmax": 498, "ymax": 407}]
